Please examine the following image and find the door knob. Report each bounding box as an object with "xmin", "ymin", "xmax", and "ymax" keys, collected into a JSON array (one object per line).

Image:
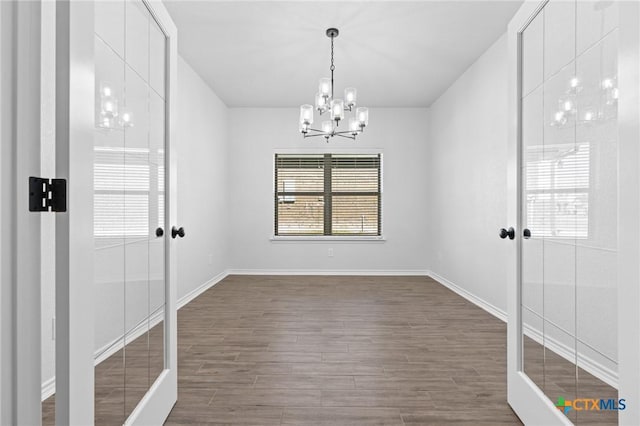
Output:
[
  {"xmin": 523, "ymin": 228, "xmax": 531, "ymax": 239},
  {"xmin": 155, "ymin": 227, "xmax": 164, "ymax": 237},
  {"xmin": 499, "ymin": 227, "xmax": 515, "ymax": 240},
  {"xmin": 171, "ymin": 226, "xmax": 185, "ymax": 239}
]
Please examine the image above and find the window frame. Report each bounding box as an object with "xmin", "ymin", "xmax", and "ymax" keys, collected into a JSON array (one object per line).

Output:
[{"xmin": 273, "ymin": 151, "xmax": 383, "ymax": 239}]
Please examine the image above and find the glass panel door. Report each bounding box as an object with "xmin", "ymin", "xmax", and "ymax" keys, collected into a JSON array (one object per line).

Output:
[
  {"xmin": 516, "ymin": 0, "xmax": 620, "ymax": 424},
  {"xmin": 93, "ymin": 0, "xmax": 168, "ymax": 422}
]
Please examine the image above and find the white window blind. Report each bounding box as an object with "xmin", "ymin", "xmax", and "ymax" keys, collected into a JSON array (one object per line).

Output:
[
  {"xmin": 525, "ymin": 142, "xmax": 590, "ymax": 239},
  {"xmin": 94, "ymin": 146, "xmax": 164, "ymax": 238},
  {"xmin": 274, "ymin": 153, "xmax": 381, "ymax": 236}
]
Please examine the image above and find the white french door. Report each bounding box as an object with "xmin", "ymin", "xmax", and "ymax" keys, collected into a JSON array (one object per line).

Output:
[
  {"xmin": 54, "ymin": 0, "xmax": 178, "ymax": 424},
  {"xmin": 507, "ymin": 1, "xmax": 640, "ymax": 425}
]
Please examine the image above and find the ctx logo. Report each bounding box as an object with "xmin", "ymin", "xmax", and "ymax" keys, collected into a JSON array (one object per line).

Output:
[{"xmin": 556, "ymin": 397, "xmax": 626, "ymax": 414}]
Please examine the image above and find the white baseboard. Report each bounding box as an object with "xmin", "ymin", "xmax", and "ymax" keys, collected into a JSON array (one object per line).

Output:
[
  {"xmin": 522, "ymin": 323, "xmax": 618, "ymax": 389},
  {"xmin": 178, "ymin": 270, "xmax": 229, "ymax": 309},
  {"xmin": 427, "ymin": 270, "xmax": 618, "ymax": 390},
  {"xmin": 427, "ymin": 270, "xmax": 507, "ymax": 322},
  {"xmin": 227, "ymin": 269, "xmax": 430, "ymax": 276},
  {"xmin": 41, "ymin": 270, "xmax": 229, "ymax": 401},
  {"xmin": 41, "ymin": 377, "xmax": 55, "ymax": 402}
]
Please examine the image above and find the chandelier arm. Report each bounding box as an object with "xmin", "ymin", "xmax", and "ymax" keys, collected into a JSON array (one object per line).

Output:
[
  {"xmin": 334, "ymin": 133, "xmax": 357, "ymax": 140},
  {"xmin": 332, "ymin": 130, "xmax": 358, "ymax": 135},
  {"xmin": 303, "ymin": 133, "xmax": 330, "ymax": 139}
]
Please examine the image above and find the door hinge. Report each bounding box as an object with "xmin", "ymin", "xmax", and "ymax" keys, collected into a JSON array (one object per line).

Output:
[{"xmin": 29, "ymin": 176, "xmax": 67, "ymax": 212}]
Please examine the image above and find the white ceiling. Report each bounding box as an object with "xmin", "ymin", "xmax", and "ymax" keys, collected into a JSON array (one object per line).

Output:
[{"xmin": 164, "ymin": 1, "xmax": 522, "ymax": 107}]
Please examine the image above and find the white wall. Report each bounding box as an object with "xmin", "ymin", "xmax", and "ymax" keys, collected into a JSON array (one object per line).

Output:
[
  {"xmin": 176, "ymin": 56, "xmax": 229, "ymax": 298},
  {"xmin": 227, "ymin": 107, "xmax": 429, "ymax": 273},
  {"xmin": 426, "ymin": 34, "xmax": 509, "ymax": 312}
]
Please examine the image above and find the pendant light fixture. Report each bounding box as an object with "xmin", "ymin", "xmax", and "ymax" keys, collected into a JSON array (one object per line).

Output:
[{"xmin": 299, "ymin": 28, "xmax": 369, "ymax": 141}]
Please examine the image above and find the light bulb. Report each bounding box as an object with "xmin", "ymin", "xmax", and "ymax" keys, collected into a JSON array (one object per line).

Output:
[
  {"xmin": 553, "ymin": 110, "xmax": 566, "ymax": 126},
  {"xmin": 348, "ymin": 117, "xmax": 360, "ymax": 135},
  {"xmin": 330, "ymin": 99, "xmax": 344, "ymax": 121},
  {"xmin": 120, "ymin": 108, "xmax": 134, "ymax": 127},
  {"xmin": 98, "ymin": 113, "xmax": 113, "ymax": 129},
  {"xmin": 101, "ymin": 96, "xmax": 118, "ymax": 118},
  {"xmin": 100, "ymin": 81, "xmax": 114, "ymax": 97},
  {"xmin": 570, "ymin": 77, "xmax": 580, "ymax": 89},
  {"xmin": 322, "ymin": 120, "xmax": 333, "ymax": 134},
  {"xmin": 300, "ymin": 104, "xmax": 313, "ymax": 125},
  {"xmin": 299, "ymin": 121, "xmax": 309, "ymax": 134},
  {"xmin": 356, "ymin": 107, "xmax": 369, "ymax": 127},
  {"xmin": 103, "ymin": 100, "xmax": 114, "ymax": 113},
  {"xmin": 563, "ymin": 100, "xmax": 574, "ymax": 112},
  {"xmin": 344, "ymin": 87, "xmax": 357, "ymax": 108},
  {"xmin": 584, "ymin": 111, "xmax": 594, "ymax": 121},
  {"xmin": 319, "ymin": 78, "xmax": 331, "ymax": 97},
  {"xmin": 612, "ymin": 88, "xmax": 619, "ymax": 100},
  {"xmin": 315, "ymin": 93, "xmax": 326, "ymax": 110}
]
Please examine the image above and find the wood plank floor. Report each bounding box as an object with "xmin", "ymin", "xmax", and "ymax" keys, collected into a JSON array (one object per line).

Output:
[
  {"xmin": 165, "ymin": 275, "xmax": 522, "ymax": 425},
  {"xmin": 43, "ymin": 274, "xmax": 622, "ymax": 425},
  {"xmin": 48, "ymin": 274, "xmax": 618, "ymax": 424},
  {"xmin": 42, "ymin": 275, "xmax": 523, "ymax": 425},
  {"xmin": 41, "ymin": 275, "xmax": 620, "ymax": 424}
]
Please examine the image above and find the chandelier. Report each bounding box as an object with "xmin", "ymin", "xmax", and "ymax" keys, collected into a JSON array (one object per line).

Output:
[{"xmin": 298, "ymin": 28, "xmax": 369, "ymax": 141}]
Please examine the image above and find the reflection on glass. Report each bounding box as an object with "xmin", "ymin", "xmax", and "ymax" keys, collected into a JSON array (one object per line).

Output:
[
  {"xmin": 520, "ymin": 1, "xmax": 619, "ymax": 423},
  {"xmin": 525, "ymin": 142, "xmax": 590, "ymax": 239},
  {"xmin": 92, "ymin": 0, "xmax": 166, "ymax": 423}
]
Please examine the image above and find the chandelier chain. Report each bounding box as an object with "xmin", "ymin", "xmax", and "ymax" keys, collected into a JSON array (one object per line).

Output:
[
  {"xmin": 330, "ymin": 35, "xmax": 335, "ymax": 71},
  {"xmin": 330, "ymin": 35, "xmax": 335, "ymax": 98}
]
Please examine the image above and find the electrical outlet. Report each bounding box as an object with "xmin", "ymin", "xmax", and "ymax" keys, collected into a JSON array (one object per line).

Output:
[
  {"xmin": 328, "ymin": 248, "xmax": 334, "ymax": 257},
  {"xmin": 208, "ymin": 254, "xmax": 214, "ymax": 265}
]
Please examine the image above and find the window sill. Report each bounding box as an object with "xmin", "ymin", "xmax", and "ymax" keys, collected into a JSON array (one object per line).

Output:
[{"xmin": 270, "ymin": 235, "xmax": 386, "ymax": 243}]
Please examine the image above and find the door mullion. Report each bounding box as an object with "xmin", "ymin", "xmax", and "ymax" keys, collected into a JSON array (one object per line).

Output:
[{"xmin": 324, "ymin": 154, "xmax": 332, "ymax": 235}]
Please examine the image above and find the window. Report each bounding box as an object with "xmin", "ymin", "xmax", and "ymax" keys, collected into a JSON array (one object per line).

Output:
[
  {"xmin": 275, "ymin": 153, "xmax": 381, "ymax": 236},
  {"xmin": 94, "ymin": 146, "xmax": 164, "ymax": 238},
  {"xmin": 525, "ymin": 142, "xmax": 590, "ymax": 239}
]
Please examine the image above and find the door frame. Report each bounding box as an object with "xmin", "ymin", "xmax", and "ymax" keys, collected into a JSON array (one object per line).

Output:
[
  {"xmin": 507, "ymin": 1, "xmax": 640, "ymax": 425},
  {"xmin": 616, "ymin": 1, "xmax": 640, "ymax": 424},
  {"xmin": 54, "ymin": 0, "xmax": 178, "ymax": 424},
  {"xmin": 1, "ymin": 1, "xmax": 43, "ymax": 424}
]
